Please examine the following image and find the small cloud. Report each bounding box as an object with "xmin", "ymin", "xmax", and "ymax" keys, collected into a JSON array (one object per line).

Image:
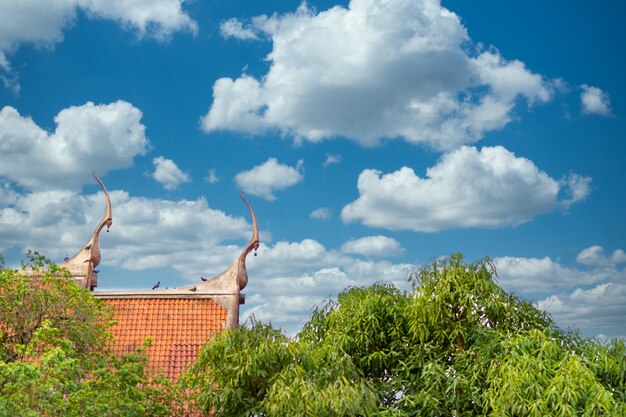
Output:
[
  {"xmin": 323, "ymin": 154, "xmax": 342, "ymax": 167},
  {"xmin": 310, "ymin": 207, "xmax": 331, "ymax": 220},
  {"xmin": 1, "ymin": 69, "xmax": 20, "ymax": 96},
  {"xmin": 151, "ymin": 156, "xmax": 191, "ymax": 190},
  {"xmin": 576, "ymin": 245, "xmax": 626, "ymax": 267},
  {"xmin": 220, "ymin": 18, "xmax": 259, "ymax": 40},
  {"xmin": 235, "ymin": 158, "xmax": 304, "ymax": 201},
  {"xmin": 341, "ymin": 235, "xmax": 404, "ymax": 257},
  {"xmin": 559, "ymin": 173, "xmax": 592, "ymax": 208},
  {"xmin": 580, "ymin": 84, "xmax": 612, "ymax": 116},
  {"xmin": 204, "ymin": 168, "xmax": 219, "ymax": 184}
]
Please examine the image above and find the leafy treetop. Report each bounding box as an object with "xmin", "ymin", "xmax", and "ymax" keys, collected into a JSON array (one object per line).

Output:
[{"xmin": 186, "ymin": 253, "xmax": 626, "ymax": 417}]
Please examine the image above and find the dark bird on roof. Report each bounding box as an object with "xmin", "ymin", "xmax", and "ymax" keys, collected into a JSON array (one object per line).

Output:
[
  {"xmin": 200, "ymin": 276, "xmax": 208, "ymax": 281},
  {"xmin": 152, "ymin": 281, "xmax": 160, "ymax": 290},
  {"xmin": 64, "ymin": 254, "xmax": 69, "ymax": 262},
  {"xmin": 189, "ymin": 286, "xmax": 197, "ymax": 292}
]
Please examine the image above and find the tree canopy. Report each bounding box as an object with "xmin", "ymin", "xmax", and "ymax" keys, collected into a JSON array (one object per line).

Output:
[
  {"xmin": 0, "ymin": 252, "xmax": 184, "ymax": 417},
  {"xmin": 186, "ymin": 254, "xmax": 626, "ymax": 416}
]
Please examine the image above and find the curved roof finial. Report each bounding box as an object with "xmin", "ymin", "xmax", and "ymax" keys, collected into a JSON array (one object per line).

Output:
[
  {"xmin": 59, "ymin": 172, "xmax": 112, "ymax": 289},
  {"xmin": 237, "ymin": 192, "xmax": 259, "ymax": 290},
  {"xmin": 89, "ymin": 171, "xmax": 113, "ymax": 268}
]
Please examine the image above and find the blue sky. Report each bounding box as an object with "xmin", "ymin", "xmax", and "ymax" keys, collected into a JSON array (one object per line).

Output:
[{"xmin": 1, "ymin": 0, "xmax": 624, "ymax": 338}]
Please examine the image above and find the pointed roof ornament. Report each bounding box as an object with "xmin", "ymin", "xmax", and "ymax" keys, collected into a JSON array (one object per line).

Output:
[
  {"xmin": 237, "ymin": 192, "xmax": 259, "ymax": 290},
  {"xmin": 59, "ymin": 171, "xmax": 112, "ymax": 290},
  {"xmin": 175, "ymin": 192, "xmax": 259, "ymax": 301}
]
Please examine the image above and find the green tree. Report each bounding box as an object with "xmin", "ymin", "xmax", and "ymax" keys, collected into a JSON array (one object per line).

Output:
[
  {"xmin": 186, "ymin": 253, "xmax": 626, "ymax": 416},
  {"xmin": 0, "ymin": 253, "xmax": 185, "ymax": 417}
]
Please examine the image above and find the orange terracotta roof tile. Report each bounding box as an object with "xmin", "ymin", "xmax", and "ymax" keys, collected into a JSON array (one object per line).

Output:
[{"xmin": 104, "ymin": 298, "xmax": 228, "ymax": 380}]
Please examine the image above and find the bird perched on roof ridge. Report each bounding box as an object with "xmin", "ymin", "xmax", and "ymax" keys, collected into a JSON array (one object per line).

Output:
[
  {"xmin": 200, "ymin": 276, "xmax": 208, "ymax": 281},
  {"xmin": 152, "ymin": 281, "xmax": 160, "ymax": 290}
]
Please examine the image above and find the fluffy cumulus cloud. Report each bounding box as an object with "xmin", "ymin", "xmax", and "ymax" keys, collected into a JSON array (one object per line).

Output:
[
  {"xmin": 342, "ymin": 146, "xmax": 590, "ymax": 232},
  {"xmin": 235, "ymin": 158, "xmax": 304, "ymax": 201},
  {"xmin": 202, "ymin": 0, "xmax": 551, "ymax": 149},
  {"xmin": 0, "ymin": 0, "xmax": 196, "ymax": 90},
  {"xmin": 0, "ymin": 0, "xmax": 75, "ymax": 72},
  {"xmin": 0, "ymin": 101, "xmax": 148, "ymax": 190},
  {"xmin": 151, "ymin": 156, "xmax": 191, "ymax": 190},
  {"xmin": 494, "ymin": 246, "xmax": 626, "ymax": 338},
  {"xmin": 243, "ymin": 239, "xmax": 415, "ymax": 333},
  {"xmin": 576, "ymin": 245, "xmax": 626, "ymax": 267},
  {"xmin": 79, "ymin": 0, "xmax": 197, "ymax": 40},
  {"xmin": 341, "ymin": 235, "xmax": 404, "ymax": 257},
  {"xmin": 494, "ymin": 255, "xmax": 615, "ymax": 294},
  {"xmin": 538, "ymin": 284, "xmax": 626, "ymax": 336},
  {"xmin": 0, "ymin": 0, "xmax": 195, "ymax": 52},
  {"xmin": 580, "ymin": 84, "xmax": 612, "ymax": 116}
]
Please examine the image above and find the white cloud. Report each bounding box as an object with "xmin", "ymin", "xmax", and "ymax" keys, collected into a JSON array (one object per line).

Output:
[
  {"xmin": 0, "ymin": 0, "xmax": 196, "ymax": 87},
  {"xmin": 559, "ymin": 173, "xmax": 592, "ymax": 208},
  {"xmin": 234, "ymin": 158, "xmax": 304, "ymax": 201},
  {"xmin": 151, "ymin": 156, "xmax": 191, "ymax": 190},
  {"xmin": 310, "ymin": 207, "xmax": 331, "ymax": 220},
  {"xmin": 494, "ymin": 250, "xmax": 626, "ymax": 337},
  {"xmin": 494, "ymin": 256, "xmax": 612, "ymax": 293},
  {"xmin": 580, "ymin": 84, "xmax": 612, "ymax": 116},
  {"xmin": 0, "ymin": 102, "xmax": 148, "ymax": 190},
  {"xmin": 202, "ymin": 0, "xmax": 551, "ymax": 149},
  {"xmin": 243, "ymin": 239, "xmax": 415, "ymax": 333},
  {"xmin": 220, "ymin": 18, "xmax": 259, "ymax": 41},
  {"xmin": 341, "ymin": 235, "xmax": 404, "ymax": 257},
  {"xmin": 538, "ymin": 283, "xmax": 626, "ymax": 336},
  {"xmin": 0, "ymin": 1, "xmax": 76, "ymax": 60},
  {"xmin": 576, "ymin": 245, "xmax": 626, "ymax": 267},
  {"xmin": 201, "ymin": 75, "xmax": 267, "ymax": 134},
  {"xmin": 204, "ymin": 168, "xmax": 219, "ymax": 184},
  {"xmin": 80, "ymin": 0, "xmax": 197, "ymax": 40},
  {"xmin": 0, "ymin": 0, "xmax": 195, "ymax": 49},
  {"xmin": 341, "ymin": 146, "xmax": 589, "ymax": 232},
  {"xmin": 323, "ymin": 154, "xmax": 342, "ymax": 167}
]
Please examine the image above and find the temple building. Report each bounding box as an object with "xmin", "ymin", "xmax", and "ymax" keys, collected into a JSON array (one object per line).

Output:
[{"xmin": 26, "ymin": 172, "xmax": 259, "ymax": 380}]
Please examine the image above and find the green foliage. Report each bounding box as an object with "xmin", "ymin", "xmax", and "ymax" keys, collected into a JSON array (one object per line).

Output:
[
  {"xmin": 486, "ymin": 329, "xmax": 623, "ymax": 416},
  {"xmin": 0, "ymin": 251, "xmax": 113, "ymax": 363},
  {"xmin": 186, "ymin": 320, "xmax": 377, "ymax": 417},
  {"xmin": 0, "ymin": 253, "xmax": 185, "ymax": 417},
  {"xmin": 186, "ymin": 253, "xmax": 626, "ymax": 416},
  {"xmin": 187, "ymin": 321, "xmax": 292, "ymax": 416}
]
